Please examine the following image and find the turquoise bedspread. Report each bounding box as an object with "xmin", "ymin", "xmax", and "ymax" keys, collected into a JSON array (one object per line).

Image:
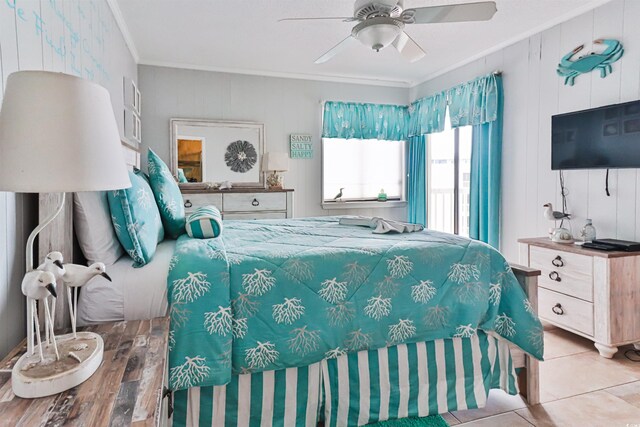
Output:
[{"xmin": 167, "ymin": 217, "xmax": 543, "ymax": 391}]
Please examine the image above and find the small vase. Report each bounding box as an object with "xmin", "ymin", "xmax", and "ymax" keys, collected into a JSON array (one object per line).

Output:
[{"xmin": 581, "ymin": 219, "xmax": 597, "ymax": 242}]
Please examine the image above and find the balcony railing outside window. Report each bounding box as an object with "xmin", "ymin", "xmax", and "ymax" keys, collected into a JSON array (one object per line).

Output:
[{"xmin": 427, "ymin": 111, "xmax": 471, "ymax": 236}]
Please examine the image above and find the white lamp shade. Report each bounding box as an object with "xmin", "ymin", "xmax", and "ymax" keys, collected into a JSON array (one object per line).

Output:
[
  {"xmin": 262, "ymin": 152, "xmax": 289, "ymax": 172},
  {"xmin": 0, "ymin": 71, "xmax": 131, "ymax": 193}
]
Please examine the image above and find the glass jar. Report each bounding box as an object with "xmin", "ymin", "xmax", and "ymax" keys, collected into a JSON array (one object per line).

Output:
[{"xmin": 581, "ymin": 219, "xmax": 597, "ymax": 242}]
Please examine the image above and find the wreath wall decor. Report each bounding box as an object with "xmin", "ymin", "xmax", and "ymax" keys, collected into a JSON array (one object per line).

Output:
[{"xmin": 225, "ymin": 140, "xmax": 258, "ymax": 173}]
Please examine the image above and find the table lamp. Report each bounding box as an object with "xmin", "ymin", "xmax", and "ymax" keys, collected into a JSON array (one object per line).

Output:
[
  {"xmin": 0, "ymin": 71, "xmax": 131, "ymax": 397},
  {"xmin": 262, "ymin": 152, "xmax": 289, "ymax": 190}
]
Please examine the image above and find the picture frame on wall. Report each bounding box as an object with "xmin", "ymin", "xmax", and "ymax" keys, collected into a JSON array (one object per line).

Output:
[{"xmin": 170, "ymin": 119, "xmax": 265, "ymax": 188}]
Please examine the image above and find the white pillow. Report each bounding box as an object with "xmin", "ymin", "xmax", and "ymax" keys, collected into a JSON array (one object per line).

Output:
[{"xmin": 74, "ymin": 191, "xmax": 124, "ymax": 266}]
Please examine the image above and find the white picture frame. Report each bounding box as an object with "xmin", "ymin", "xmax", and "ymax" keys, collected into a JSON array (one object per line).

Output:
[
  {"xmin": 124, "ymin": 109, "xmax": 142, "ymax": 144},
  {"xmin": 123, "ymin": 77, "xmax": 141, "ymax": 115}
]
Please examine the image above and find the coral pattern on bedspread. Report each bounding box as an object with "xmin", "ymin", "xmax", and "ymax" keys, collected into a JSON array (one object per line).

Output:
[{"xmin": 167, "ymin": 217, "xmax": 543, "ymax": 390}]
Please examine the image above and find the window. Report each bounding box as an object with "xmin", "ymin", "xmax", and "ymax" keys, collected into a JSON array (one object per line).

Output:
[
  {"xmin": 427, "ymin": 111, "xmax": 472, "ymax": 235},
  {"xmin": 322, "ymin": 138, "xmax": 405, "ymax": 203}
]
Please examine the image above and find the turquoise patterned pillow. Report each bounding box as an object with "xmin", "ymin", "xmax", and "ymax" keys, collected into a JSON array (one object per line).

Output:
[
  {"xmin": 108, "ymin": 170, "xmax": 165, "ymax": 267},
  {"xmin": 147, "ymin": 149, "xmax": 186, "ymax": 238}
]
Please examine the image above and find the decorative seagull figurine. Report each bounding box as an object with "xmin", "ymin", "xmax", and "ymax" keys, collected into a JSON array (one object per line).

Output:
[
  {"xmin": 21, "ymin": 270, "xmax": 59, "ymax": 362},
  {"xmin": 543, "ymin": 203, "xmax": 571, "ymax": 221},
  {"xmin": 37, "ymin": 251, "xmax": 66, "ymax": 345},
  {"xmin": 62, "ymin": 262, "xmax": 112, "ymax": 338},
  {"xmin": 333, "ymin": 187, "xmax": 344, "ymax": 201},
  {"xmin": 38, "ymin": 252, "xmax": 65, "ymax": 276}
]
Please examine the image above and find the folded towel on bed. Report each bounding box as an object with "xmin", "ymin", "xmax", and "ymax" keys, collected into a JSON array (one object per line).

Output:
[
  {"xmin": 339, "ymin": 216, "xmax": 424, "ymax": 234},
  {"xmin": 185, "ymin": 206, "xmax": 223, "ymax": 238}
]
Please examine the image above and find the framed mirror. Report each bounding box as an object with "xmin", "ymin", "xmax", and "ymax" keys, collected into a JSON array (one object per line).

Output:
[{"xmin": 170, "ymin": 119, "xmax": 265, "ymax": 188}]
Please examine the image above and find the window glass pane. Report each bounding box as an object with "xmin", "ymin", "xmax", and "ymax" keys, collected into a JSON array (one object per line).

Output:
[
  {"xmin": 323, "ymin": 138, "xmax": 404, "ymax": 202},
  {"xmin": 427, "ymin": 113, "xmax": 455, "ymax": 234},
  {"xmin": 458, "ymin": 126, "xmax": 472, "ymax": 237}
]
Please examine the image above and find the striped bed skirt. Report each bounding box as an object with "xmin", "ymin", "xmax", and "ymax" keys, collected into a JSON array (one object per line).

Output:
[{"xmin": 172, "ymin": 332, "xmax": 518, "ymax": 427}]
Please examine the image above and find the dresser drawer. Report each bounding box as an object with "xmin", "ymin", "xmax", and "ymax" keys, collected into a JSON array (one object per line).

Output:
[
  {"xmin": 223, "ymin": 192, "xmax": 286, "ymax": 212},
  {"xmin": 539, "ymin": 288, "xmax": 594, "ymax": 337},
  {"xmin": 182, "ymin": 193, "xmax": 223, "ymax": 213},
  {"xmin": 530, "ymin": 246, "xmax": 593, "ymax": 302},
  {"xmin": 223, "ymin": 212, "xmax": 287, "ymax": 220}
]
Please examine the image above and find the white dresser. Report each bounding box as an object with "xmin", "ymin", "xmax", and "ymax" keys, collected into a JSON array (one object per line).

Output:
[
  {"xmin": 519, "ymin": 237, "xmax": 640, "ymax": 358},
  {"xmin": 181, "ymin": 188, "xmax": 294, "ymax": 220}
]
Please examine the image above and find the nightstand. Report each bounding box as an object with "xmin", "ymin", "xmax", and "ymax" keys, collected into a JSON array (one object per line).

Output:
[
  {"xmin": 0, "ymin": 317, "xmax": 170, "ymax": 426},
  {"xmin": 519, "ymin": 237, "xmax": 640, "ymax": 358}
]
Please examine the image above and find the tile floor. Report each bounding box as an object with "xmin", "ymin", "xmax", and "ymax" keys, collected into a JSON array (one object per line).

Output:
[{"xmin": 446, "ymin": 324, "xmax": 640, "ymax": 426}]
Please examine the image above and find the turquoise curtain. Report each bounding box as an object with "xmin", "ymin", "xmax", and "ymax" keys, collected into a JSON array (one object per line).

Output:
[
  {"xmin": 447, "ymin": 74, "xmax": 500, "ymax": 128},
  {"xmin": 408, "ymin": 92, "xmax": 447, "ymax": 136},
  {"xmin": 407, "ymin": 135, "xmax": 426, "ymax": 226},
  {"xmin": 469, "ymin": 75, "xmax": 503, "ymax": 248},
  {"xmin": 322, "ymin": 101, "xmax": 408, "ymax": 141}
]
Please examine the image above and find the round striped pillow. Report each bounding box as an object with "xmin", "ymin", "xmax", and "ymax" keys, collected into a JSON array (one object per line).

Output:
[{"xmin": 185, "ymin": 206, "xmax": 223, "ymax": 239}]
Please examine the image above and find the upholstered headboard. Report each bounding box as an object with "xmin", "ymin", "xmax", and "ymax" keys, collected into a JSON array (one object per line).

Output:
[{"xmin": 38, "ymin": 140, "xmax": 141, "ymax": 328}]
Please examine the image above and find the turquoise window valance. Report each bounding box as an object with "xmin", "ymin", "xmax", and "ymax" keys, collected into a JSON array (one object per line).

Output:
[
  {"xmin": 322, "ymin": 101, "xmax": 409, "ymax": 141},
  {"xmin": 447, "ymin": 74, "xmax": 500, "ymax": 128},
  {"xmin": 407, "ymin": 92, "xmax": 447, "ymax": 137},
  {"xmin": 322, "ymin": 73, "xmax": 499, "ymax": 141},
  {"xmin": 408, "ymin": 73, "xmax": 500, "ymax": 137}
]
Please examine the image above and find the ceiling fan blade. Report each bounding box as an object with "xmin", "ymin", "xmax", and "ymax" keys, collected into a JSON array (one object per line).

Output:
[
  {"xmin": 278, "ymin": 17, "xmax": 358, "ymax": 23},
  {"xmin": 315, "ymin": 36, "xmax": 356, "ymax": 64},
  {"xmin": 404, "ymin": 1, "xmax": 497, "ymax": 24},
  {"xmin": 392, "ymin": 31, "xmax": 426, "ymax": 63}
]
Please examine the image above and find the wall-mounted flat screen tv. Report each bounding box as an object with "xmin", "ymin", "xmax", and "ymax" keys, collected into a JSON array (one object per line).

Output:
[{"xmin": 552, "ymin": 99, "xmax": 640, "ymax": 170}]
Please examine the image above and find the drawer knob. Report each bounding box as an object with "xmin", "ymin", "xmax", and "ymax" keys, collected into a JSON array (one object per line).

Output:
[
  {"xmin": 252, "ymin": 198, "xmax": 259, "ymax": 207},
  {"xmin": 552, "ymin": 256, "xmax": 564, "ymax": 267},
  {"xmin": 549, "ymin": 271, "xmax": 561, "ymax": 282},
  {"xmin": 552, "ymin": 303, "xmax": 564, "ymax": 315},
  {"xmin": 184, "ymin": 200, "xmax": 193, "ymax": 208}
]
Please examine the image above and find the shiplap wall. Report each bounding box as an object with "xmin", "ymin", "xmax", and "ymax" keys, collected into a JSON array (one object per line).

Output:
[
  {"xmin": 411, "ymin": 0, "xmax": 640, "ymax": 261},
  {"xmin": 138, "ymin": 65, "xmax": 410, "ymax": 219},
  {"xmin": 0, "ymin": 0, "xmax": 136, "ymax": 357}
]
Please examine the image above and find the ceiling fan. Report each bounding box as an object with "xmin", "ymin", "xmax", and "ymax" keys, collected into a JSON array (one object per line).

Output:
[{"xmin": 279, "ymin": 0, "xmax": 497, "ymax": 64}]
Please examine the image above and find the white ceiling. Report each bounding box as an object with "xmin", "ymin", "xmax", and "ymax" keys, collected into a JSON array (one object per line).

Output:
[{"xmin": 112, "ymin": 0, "xmax": 612, "ymax": 87}]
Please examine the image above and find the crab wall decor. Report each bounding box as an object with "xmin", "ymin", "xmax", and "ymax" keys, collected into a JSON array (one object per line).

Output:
[{"xmin": 557, "ymin": 39, "xmax": 624, "ymax": 86}]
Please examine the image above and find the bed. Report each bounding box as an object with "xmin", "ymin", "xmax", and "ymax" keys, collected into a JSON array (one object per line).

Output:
[
  {"xmin": 64, "ymin": 214, "xmax": 542, "ymax": 427},
  {"xmin": 163, "ymin": 217, "xmax": 543, "ymax": 426},
  {"xmin": 40, "ymin": 143, "xmax": 542, "ymax": 426}
]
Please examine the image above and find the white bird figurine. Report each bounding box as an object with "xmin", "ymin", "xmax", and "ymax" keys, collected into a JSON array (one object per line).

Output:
[
  {"xmin": 38, "ymin": 252, "xmax": 65, "ymax": 278},
  {"xmin": 543, "ymin": 203, "xmax": 571, "ymax": 221},
  {"xmin": 62, "ymin": 262, "xmax": 112, "ymax": 338},
  {"xmin": 37, "ymin": 251, "xmax": 66, "ymax": 345},
  {"xmin": 21, "ymin": 271, "xmax": 59, "ymax": 362}
]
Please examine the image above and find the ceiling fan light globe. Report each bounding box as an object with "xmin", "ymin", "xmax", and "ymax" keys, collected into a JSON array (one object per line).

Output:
[{"xmin": 353, "ymin": 19, "xmax": 403, "ymax": 51}]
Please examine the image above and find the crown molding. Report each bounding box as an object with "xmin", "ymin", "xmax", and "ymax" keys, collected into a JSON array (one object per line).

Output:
[
  {"xmin": 412, "ymin": 0, "xmax": 615, "ymax": 87},
  {"xmin": 105, "ymin": 0, "xmax": 140, "ymax": 63},
  {"xmin": 138, "ymin": 59, "xmax": 414, "ymax": 88}
]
